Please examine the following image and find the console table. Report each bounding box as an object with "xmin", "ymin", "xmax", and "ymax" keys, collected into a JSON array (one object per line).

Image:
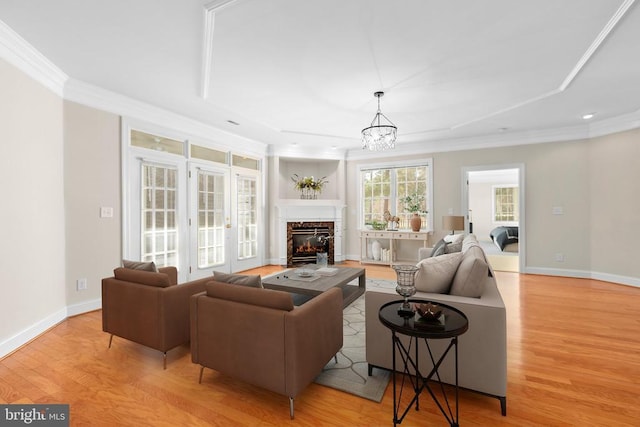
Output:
[
  {"xmin": 360, "ymin": 230, "xmax": 430, "ymax": 265},
  {"xmin": 379, "ymin": 299, "xmax": 469, "ymax": 426}
]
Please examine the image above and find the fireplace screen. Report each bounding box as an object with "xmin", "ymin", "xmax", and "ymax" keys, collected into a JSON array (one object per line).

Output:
[{"xmin": 287, "ymin": 222, "xmax": 334, "ymax": 266}]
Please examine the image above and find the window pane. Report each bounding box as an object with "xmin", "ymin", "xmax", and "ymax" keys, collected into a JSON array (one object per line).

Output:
[
  {"xmin": 237, "ymin": 175, "xmax": 258, "ymax": 259},
  {"xmin": 362, "ymin": 164, "xmax": 429, "ymax": 230},
  {"xmin": 197, "ymin": 170, "xmax": 226, "ymax": 268},
  {"xmin": 141, "ymin": 163, "xmax": 179, "ymax": 268}
]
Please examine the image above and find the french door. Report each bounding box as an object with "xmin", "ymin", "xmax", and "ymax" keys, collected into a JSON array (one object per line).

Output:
[
  {"xmin": 231, "ymin": 170, "xmax": 262, "ymax": 272},
  {"xmin": 124, "ymin": 132, "xmax": 263, "ymax": 283},
  {"xmin": 188, "ymin": 164, "xmax": 231, "ymax": 279}
]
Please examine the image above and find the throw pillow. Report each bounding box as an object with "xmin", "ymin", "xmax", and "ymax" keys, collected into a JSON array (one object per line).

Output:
[
  {"xmin": 113, "ymin": 267, "xmax": 171, "ymax": 287},
  {"xmin": 443, "ymin": 233, "xmax": 465, "ymax": 244},
  {"xmin": 429, "ymin": 238, "xmax": 447, "ymax": 257},
  {"xmin": 444, "ymin": 241, "xmax": 463, "ymax": 254},
  {"xmin": 449, "ymin": 247, "xmax": 488, "ymax": 298},
  {"xmin": 122, "ymin": 259, "xmax": 158, "ymax": 272},
  {"xmin": 414, "ymin": 252, "xmax": 463, "ymax": 293},
  {"xmin": 213, "ymin": 271, "xmax": 263, "ymax": 288}
]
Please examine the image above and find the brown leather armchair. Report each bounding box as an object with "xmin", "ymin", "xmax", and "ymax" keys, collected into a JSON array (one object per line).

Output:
[
  {"xmin": 190, "ymin": 281, "xmax": 343, "ymax": 418},
  {"xmin": 101, "ymin": 267, "xmax": 209, "ymax": 368}
]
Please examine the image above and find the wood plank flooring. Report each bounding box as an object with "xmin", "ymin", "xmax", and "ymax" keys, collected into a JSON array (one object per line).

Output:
[{"xmin": 1, "ymin": 261, "xmax": 639, "ymax": 426}]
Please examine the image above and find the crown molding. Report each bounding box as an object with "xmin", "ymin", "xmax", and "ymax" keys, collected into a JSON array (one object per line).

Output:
[
  {"xmin": 346, "ymin": 109, "xmax": 640, "ymax": 161},
  {"xmin": 64, "ymin": 78, "xmax": 268, "ymax": 157},
  {"xmin": 0, "ymin": 19, "xmax": 67, "ymax": 96}
]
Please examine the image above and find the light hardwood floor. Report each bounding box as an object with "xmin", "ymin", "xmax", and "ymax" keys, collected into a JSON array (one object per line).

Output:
[{"xmin": 1, "ymin": 261, "xmax": 639, "ymax": 426}]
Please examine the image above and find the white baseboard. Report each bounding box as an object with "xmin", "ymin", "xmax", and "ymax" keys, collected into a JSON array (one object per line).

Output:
[
  {"xmin": 0, "ymin": 299, "xmax": 102, "ymax": 359},
  {"xmin": 67, "ymin": 298, "xmax": 102, "ymax": 317},
  {"xmin": 0, "ymin": 307, "xmax": 67, "ymax": 359},
  {"xmin": 523, "ymin": 266, "xmax": 639, "ymax": 288}
]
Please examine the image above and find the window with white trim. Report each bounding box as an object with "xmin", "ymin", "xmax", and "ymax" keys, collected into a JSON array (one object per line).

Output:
[
  {"xmin": 493, "ymin": 185, "xmax": 519, "ymax": 222},
  {"xmin": 360, "ymin": 160, "xmax": 432, "ymax": 230}
]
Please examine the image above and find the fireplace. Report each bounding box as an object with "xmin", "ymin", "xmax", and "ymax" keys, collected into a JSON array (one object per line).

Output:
[{"xmin": 287, "ymin": 221, "xmax": 334, "ymax": 267}]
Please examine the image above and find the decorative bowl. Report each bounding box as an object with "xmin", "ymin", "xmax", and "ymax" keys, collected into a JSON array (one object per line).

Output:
[
  {"xmin": 296, "ymin": 268, "xmax": 314, "ymax": 278},
  {"xmin": 416, "ymin": 303, "xmax": 442, "ymax": 321}
]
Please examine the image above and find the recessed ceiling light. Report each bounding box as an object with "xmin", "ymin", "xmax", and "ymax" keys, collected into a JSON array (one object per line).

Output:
[
  {"xmin": 582, "ymin": 113, "xmax": 595, "ymax": 120},
  {"xmin": 227, "ymin": 120, "xmax": 240, "ymax": 125}
]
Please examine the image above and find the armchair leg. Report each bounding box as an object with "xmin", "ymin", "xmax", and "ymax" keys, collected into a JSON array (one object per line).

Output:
[
  {"xmin": 108, "ymin": 334, "xmax": 114, "ymax": 348},
  {"xmin": 289, "ymin": 397, "xmax": 294, "ymax": 419},
  {"xmin": 199, "ymin": 366, "xmax": 205, "ymax": 384},
  {"xmin": 334, "ymin": 354, "xmax": 338, "ymax": 364},
  {"xmin": 163, "ymin": 352, "xmax": 167, "ymax": 370}
]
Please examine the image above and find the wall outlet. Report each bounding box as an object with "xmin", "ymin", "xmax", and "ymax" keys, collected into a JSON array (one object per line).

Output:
[
  {"xmin": 77, "ymin": 278, "xmax": 88, "ymax": 291},
  {"xmin": 554, "ymin": 253, "xmax": 565, "ymax": 262},
  {"xmin": 100, "ymin": 207, "xmax": 114, "ymax": 218}
]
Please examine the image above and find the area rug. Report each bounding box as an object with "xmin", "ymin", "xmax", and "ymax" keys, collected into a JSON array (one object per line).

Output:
[{"xmin": 313, "ymin": 278, "xmax": 396, "ymax": 402}]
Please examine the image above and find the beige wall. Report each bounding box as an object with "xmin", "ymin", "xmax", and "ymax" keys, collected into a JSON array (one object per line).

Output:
[
  {"xmin": 344, "ymin": 135, "xmax": 639, "ymax": 279},
  {"xmin": 64, "ymin": 101, "xmax": 121, "ymax": 310},
  {"xmin": 0, "ymin": 59, "xmax": 66, "ymax": 347},
  {"xmin": 589, "ymin": 129, "xmax": 640, "ymax": 279}
]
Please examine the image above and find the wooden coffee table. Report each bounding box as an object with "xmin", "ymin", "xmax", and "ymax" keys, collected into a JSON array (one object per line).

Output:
[{"xmin": 262, "ymin": 265, "xmax": 366, "ymax": 307}]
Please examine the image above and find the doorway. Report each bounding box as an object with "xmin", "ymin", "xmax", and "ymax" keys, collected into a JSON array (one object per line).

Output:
[{"xmin": 462, "ymin": 165, "xmax": 525, "ymax": 273}]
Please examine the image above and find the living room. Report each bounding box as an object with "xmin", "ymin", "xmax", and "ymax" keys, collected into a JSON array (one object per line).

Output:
[{"xmin": 1, "ymin": 2, "xmax": 640, "ymax": 425}]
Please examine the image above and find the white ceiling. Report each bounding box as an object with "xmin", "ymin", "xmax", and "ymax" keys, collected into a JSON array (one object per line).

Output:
[{"xmin": 1, "ymin": 0, "xmax": 639, "ymax": 157}]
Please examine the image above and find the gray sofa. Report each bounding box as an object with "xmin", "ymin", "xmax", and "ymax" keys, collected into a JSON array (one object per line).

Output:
[{"xmin": 365, "ymin": 234, "xmax": 507, "ymax": 415}]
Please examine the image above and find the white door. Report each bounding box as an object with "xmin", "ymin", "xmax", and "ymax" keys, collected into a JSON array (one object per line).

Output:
[
  {"xmin": 125, "ymin": 156, "xmax": 189, "ymax": 282},
  {"xmin": 188, "ymin": 164, "xmax": 232, "ymax": 279},
  {"xmin": 230, "ymin": 171, "xmax": 262, "ymax": 272}
]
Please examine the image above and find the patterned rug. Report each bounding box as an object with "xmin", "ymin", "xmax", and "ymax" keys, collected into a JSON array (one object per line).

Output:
[{"xmin": 313, "ymin": 278, "xmax": 396, "ymax": 402}]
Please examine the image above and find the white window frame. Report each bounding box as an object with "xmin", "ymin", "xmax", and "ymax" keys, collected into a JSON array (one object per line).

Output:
[
  {"xmin": 492, "ymin": 184, "xmax": 519, "ymax": 225},
  {"xmin": 358, "ymin": 158, "xmax": 433, "ymax": 231}
]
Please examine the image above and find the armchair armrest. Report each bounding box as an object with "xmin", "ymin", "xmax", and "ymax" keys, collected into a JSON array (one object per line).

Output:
[{"xmin": 283, "ymin": 287, "xmax": 343, "ymax": 397}]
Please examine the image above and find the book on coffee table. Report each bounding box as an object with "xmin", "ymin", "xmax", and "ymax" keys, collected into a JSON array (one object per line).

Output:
[{"xmin": 316, "ymin": 267, "xmax": 339, "ymax": 276}]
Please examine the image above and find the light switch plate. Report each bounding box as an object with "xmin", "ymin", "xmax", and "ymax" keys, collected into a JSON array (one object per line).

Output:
[{"xmin": 100, "ymin": 207, "xmax": 114, "ymax": 218}]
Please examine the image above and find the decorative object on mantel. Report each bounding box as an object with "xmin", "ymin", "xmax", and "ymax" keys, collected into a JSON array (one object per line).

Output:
[
  {"xmin": 400, "ymin": 192, "xmax": 428, "ymax": 232},
  {"xmin": 361, "ymin": 91, "xmax": 397, "ymax": 151},
  {"xmin": 393, "ymin": 264, "xmax": 419, "ymax": 317},
  {"xmin": 291, "ymin": 174, "xmax": 328, "ymax": 199}
]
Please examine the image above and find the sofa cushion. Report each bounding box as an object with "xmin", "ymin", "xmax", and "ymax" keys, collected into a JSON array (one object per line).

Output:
[
  {"xmin": 430, "ymin": 238, "xmax": 447, "ymax": 257},
  {"xmin": 444, "ymin": 240, "xmax": 463, "ymax": 254},
  {"xmin": 449, "ymin": 246, "xmax": 488, "ymax": 298},
  {"xmin": 205, "ymin": 281, "xmax": 293, "ymax": 311},
  {"xmin": 213, "ymin": 271, "xmax": 263, "ymax": 288},
  {"xmin": 415, "ymin": 252, "xmax": 463, "ymax": 293},
  {"xmin": 122, "ymin": 259, "xmax": 158, "ymax": 272},
  {"xmin": 443, "ymin": 233, "xmax": 465, "ymax": 244},
  {"xmin": 113, "ymin": 267, "xmax": 172, "ymax": 288}
]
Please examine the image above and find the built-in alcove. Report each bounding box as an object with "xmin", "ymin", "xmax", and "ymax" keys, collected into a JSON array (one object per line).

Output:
[{"xmin": 277, "ymin": 157, "xmax": 342, "ymax": 200}]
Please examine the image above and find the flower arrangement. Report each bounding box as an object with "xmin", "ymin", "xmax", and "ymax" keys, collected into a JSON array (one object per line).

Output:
[
  {"xmin": 291, "ymin": 174, "xmax": 328, "ymax": 199},
  {"xmin": 400, "ymin": 192, "xmax": 428, "ymax": 214}
]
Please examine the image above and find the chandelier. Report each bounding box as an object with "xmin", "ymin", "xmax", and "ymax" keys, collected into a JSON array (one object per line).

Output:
[{"xmin": 361, "ymin": 91, "xmax": 397, "ymax": 151}]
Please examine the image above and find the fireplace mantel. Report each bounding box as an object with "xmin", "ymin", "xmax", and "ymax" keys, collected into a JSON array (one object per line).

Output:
[{"xmin": 275, "ymin": 200, "xmax": 345, "ymax": 266}]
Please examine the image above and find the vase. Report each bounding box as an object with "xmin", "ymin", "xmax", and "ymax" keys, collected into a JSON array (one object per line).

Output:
[
  {"xmin": 393, "ymin": 264, "xmax": 419, "ymax": 317},
  {"xmin": 410, "ymin": 213, "xmax": 422, "ymax": 232},
  {"xmin": 371, "ymin": 240, "xmax": 382, "ymax": 261},
  {"xmin": 316, "ymin": 252, "xmax": 328, "ymax": 267}
]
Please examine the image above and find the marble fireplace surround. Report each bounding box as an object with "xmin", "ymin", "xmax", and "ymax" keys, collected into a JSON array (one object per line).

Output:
[{"xmin": 276, "ymin": 201, "xmax": 345, "ymax": 267}]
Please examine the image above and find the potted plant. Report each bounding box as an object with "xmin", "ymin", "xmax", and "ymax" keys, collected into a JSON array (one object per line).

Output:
[
  {"xmin": 400, "ymin": 192, "xmax": 427, "ymax": 231},
  {"xmin": 291, "ymin": 174, "xmax": 328, "ymax": 199}
]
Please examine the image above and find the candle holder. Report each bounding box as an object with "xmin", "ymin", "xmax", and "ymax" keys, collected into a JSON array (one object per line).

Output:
[{"xmin": 393, "ymin": 264, "xmax": 419, "ymax": 317}]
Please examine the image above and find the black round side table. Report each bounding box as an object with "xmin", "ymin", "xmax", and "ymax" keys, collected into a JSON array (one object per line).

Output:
[{"xmin": 379, "ymin": 299, "xmax": 469, "ymax": 427}]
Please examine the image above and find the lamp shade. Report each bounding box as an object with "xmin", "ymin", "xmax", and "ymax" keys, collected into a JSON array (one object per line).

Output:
[{"xmin": 442, "ymin": 216, "xmax": 465, "ymax": 233}]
